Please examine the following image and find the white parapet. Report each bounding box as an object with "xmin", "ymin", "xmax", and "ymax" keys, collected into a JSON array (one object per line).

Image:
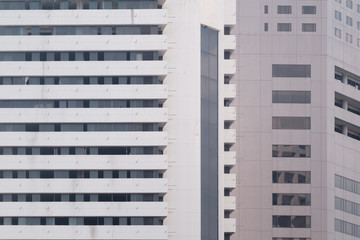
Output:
[
  {"xmin": 224, "ymin": 59, "xmax": 236, "ymax": 75},
  {"xmin": 224, "ymin": 151, "xmax": 236, "ymax": 166},
  {"xmin": 224, "ymin": 84, "xmax": 236, "ymax": 99},
  {"xmin": 224, "ymin": 129, "xmax": 236, "ymax": 144},
  {"xmin": 224, "ymin": 196, "xmax": 236, "ymax": 211}
]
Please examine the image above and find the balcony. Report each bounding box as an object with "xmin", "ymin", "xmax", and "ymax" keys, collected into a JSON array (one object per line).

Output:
[
  {"xmin": 224, "ymin": 59, "xmax": 236, "ymax": 75},
  {"xmin": 224, "ymin": 151, "xmax": 236, "ymax": 166},
  {"xmin": 224, "ymin": 129, "xmax": 236, "ymax": 144},
  {"xmin": 224, "ymin": 84, "xmax": 236, "ymax": 99},
  {"xmin": 224, "ymin": 35, "xmax": 236, "ymax": 51},
  {"xmin": 224, "ymin": 218, "xmax": 236, "ymax": 233},
  {"xmin": 224, "ymin": 173, "xmax": 236, "ymax": 189},
  {"xmin": 224, "ymin": 107, "xmax": 236, "ymax": 121},
  {"xmin": 224, "ymin": 196, "xmax": 236, "ymax": 211}
]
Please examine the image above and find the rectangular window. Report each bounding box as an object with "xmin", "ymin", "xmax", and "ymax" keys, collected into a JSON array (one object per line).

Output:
[
  {"xmin": 358, "ymin": 39, "xmax": 360, "ymax": 47},
  {"xmin": 346, "ymin": 0, "xmax": 353, "ymax": 9},
  {"xmin": 335, "ymin": 28, "xmax": 342, "ymax": 38},
  {"xmin": 273, "ymin": 193, "xmax": 311, "ymax": 206},
  {"xmin": 264, "ymin": 5, "xmax": 268, "ymax": 14},
  {"xmin": 264, "ymin": 23, "xmax": 268, "ymax": 32},
  {"xmin": 357, "ymin": 22, "xmax": 360, "ymax": 30},
  {"xmin": 302, "ymin": 6, "xmax": 316, "ymax": 14},
  {"xmin": 273, "ymin": 216, "xmax": 311, "ymax": 228},
  {"xmin": 346, "ymin": 16, "xmax": 353, "ymax": 26},
  {"xmin": 358, "ymin": 4, "xmax": 360, "ymax": 13},
  {"xmin": 346, "ymin": 33, "xmax": 353, "ymax": 43},
  {"xmin": 272, "ymin": 64, "xmax": 311, "ymax": 78},
  {"xmin": 335, "ymin": 10, "xmax": 342, "ymax": 21},
  {"xmin": 277, "ymin": 23, "xmax": 292, "ymax": 32},
  {"xmin": 302, "ymin": 23, "xmax": 316, "ymax": 32},
  {"xmin": 273, "ymin": 171, "xmax": 311, "ymax": 183},
  {"xmin": 277, "ymin": 6, "xmax": 292, "ymax": 14},
  {"xmin": 272, "ymin": 145, "xmax": 311, "ymax": 157},
  {"xmin": 272, "ymin": 91, "xmax": 311, "ymax": 103},
  {"xmin": 272, "ymin": 117, "xmax": 311, "ymax": 129}
]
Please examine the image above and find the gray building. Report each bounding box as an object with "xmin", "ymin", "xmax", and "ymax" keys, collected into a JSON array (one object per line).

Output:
[{"xmin": 233, "ymin": 0, "xmax": 360, "ymax": 239}]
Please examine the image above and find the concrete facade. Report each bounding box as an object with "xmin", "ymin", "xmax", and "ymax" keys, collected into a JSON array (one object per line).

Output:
[{"xmin": 234, "ymin": 0, "xmax": 360, "ymax": 239}]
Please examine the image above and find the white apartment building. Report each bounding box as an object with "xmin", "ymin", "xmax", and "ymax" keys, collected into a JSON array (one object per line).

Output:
[
  {"xmin": 235, "ymin": 0, "xmax": 360, "ymax": 240},
  {"xmin": 0, "ymin": 0, "xmax": 236, "ymax": 239}
]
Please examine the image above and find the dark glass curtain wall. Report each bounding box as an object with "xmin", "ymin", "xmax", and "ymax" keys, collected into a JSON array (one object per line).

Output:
[{"xmin": 201, "ymin": 25, "xmax": 218, "ymax": 240}]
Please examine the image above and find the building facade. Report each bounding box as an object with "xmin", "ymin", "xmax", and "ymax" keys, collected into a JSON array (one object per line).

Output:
[
  {"xmin": 0, "ymin": 0, "xmax": 236, "ymax": 239},
  {"xmin": 234, "ymin": 0, "xmax": 360, "ymax": 239}
]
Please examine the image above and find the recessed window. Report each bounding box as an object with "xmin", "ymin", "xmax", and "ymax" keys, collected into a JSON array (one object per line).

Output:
[
  {"xmin": 273, "ymin": 216, "xmax": 311, "ymax": 228},
  {"xmin": 302, "ymin": 23, "xmax": 316, "ymax": 32},
  {"xmin": 272, "ymin": 117, "xmax": 311, "ymax": 129},
  {"xmin": 277, "ymin": 5, "xmax": 292, "ymax": 14},
  {"xmin": 335, "ymin": 28, "xmax": 342, "ymax": 38},
  {"xmin": 346, "ymin": 0, "xmax": 353, "ymax": 9},
  {"xmin": 272, "ymin": 145, "xmax": 311, "ymax": 158},
  {"xmin": 272, "ymin": 91, "xmax": 311, "ymax": 103},
  {"xmin": 273, "ymin": 171, "xmax": 311, "ymax": 184},
  {"xmin": 264, "ymin": 5, "xmax": 268, "ymax": 14},
  {"xmin": 277, "ymin": 23, "xmax": 292, "ymax": 32},
  {"xmin": 358, "ymin": 4, "xmax": 360, "ymax": 13},
  {"xmin": 273, "ymin": 193, "xmax": 311, "ymax": 206},
  {"xmin": 302, "ymin": 6, "xmax": 316, "ymax": 14},
  {"xmin": 346, "ymin": 33, "xmax": 353, "ymax": 43},
  {"xmin": 346, "ymin": 16, "xmax": 353, "ymax": 26},
  {"xmin": 358, "ymin": 39, "xmax": 360, "ymax": 47},
  {"xmin": 264, "ymin": 23, "xmax": 269, "ymax": 32},
  {"xmin": 335, "ymin": 0, "xmax": 342, "ymax": 2},
  {"xmin": 272, "ymin": 64, "xmax": 311, "ymax": 78},
  {"xmin": 335, "ymin": 10, "xmax": 342, "ymax": 21},
  {"xmin": 357, "ymin": 21, "xmax": 360, "ymax": 30}
]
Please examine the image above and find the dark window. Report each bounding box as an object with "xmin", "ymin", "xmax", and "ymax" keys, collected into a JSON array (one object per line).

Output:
[
  {"xmin": 273, "ymin": 171, "xmax": 311, "ymax": 184},
  {"xmin": 272, "ymin": 145, "xmax": 311, "ymax": 157},
  {"xmin": 272, "ymin": 117, "xmax": 311, "ymax": 129},
  {"xmin": 272, "ymin": 91, "xmax": 311, "ymax": 103},
  {"xmin": 272, "ymin": 64, "xmax": 311, "ymax": 78},
  {"xmin": 273, "ymin": 215, "xmax": 311, "ymax": 228}
]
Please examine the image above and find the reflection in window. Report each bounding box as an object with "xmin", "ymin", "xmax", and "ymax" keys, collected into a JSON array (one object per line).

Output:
[
  {"xmin": 273, "ymin": 171, "xmax": 311, "ymax": 184},
  {"xmin": 273, "ymin": 215, "xmax": 311, "ymax": 228},
  {"xmin": 273, "ymin": 193, "xmax": 311, "ymax": 206},
  {"xmin": 272, "ymin": 145, "xmax": 311, "ymax": 157}
]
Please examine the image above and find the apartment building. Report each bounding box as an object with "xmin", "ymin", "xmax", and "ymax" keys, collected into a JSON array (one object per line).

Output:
[
  {"xmin": 234, "ymin": 0, "xmax": 360, "ymax": 239},
  {"xmin": 0, "ymin": 0, "xmax": 236, "ymax": 239}
]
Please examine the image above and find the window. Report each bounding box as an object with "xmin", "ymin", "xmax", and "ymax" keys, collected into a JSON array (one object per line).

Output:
[
  {"xmin": 346, "ymin": 0, "xmax": 353, "ymax": 9},
  {"xmin": 273, "ymin": 216, "xmax": 311, "ymax": 228},
  {"xmin": 272, "ymin": 64, "xmax": 311, "ymax": 78},
  {"xmin": 302, "ymin": 6, "xmax": 316, "ymax": 14},
  {"xmin": 264, "ymin": 23, "xmax": 269, "ymax": 32},
  {"xmin": 335, "ymin": 28, "xmax": 342, "ymax": 38},
  {"xmin": 358, "ymin": 39, "xmax": 360, "ymax": 47},
  {"xmin": 335, "ymin": 0, "xmax": 341, "ymax": 3},
  {"xmin": 273, "ymin": 193, "xmax": 311, "ymax": 206},
  {"xmin": 264, "ymin": 5, "xmax": 268, "ymax": 14},
  {"xmin": 335, "ymin": 219, "xmax": 360, "ymax": 238},
  {"xmin": 335, "ymin": 10, "xmax": 342, "ymax": 21},
  {"xmin": 277, "ymin": 23, "xmax": 292, "ymax": 32},
  {"xmin": 273, "ymin": 171, "xmax": 311, "ymax": 184},
  {"xmin": 358, "ymin": 4, "xmax": 360, "ymax": 13},
  {"xmin": 272, "ymin": 91, "xmax": 311, "ymax": 103},
  {"xmin": 346, "ymin": 16, "xmax": 353, "ymax": 26},
  {"xmin": 272, "ymin": 117, "xmax": 311, "ymax": 129},
  {"xmin": 277, "ymin": 5, "xmax": 292, "ymax": 14},
  {"xmin": 272, "ymin": 145, "xmax": 311, "ymax": 158},
  {"xmin": 346, "ymin": 33, "xmax": 353, "ymax": 43},
  {"xmin": 302, "ymin": 23, "xmax": 316, "ymax": 32}
]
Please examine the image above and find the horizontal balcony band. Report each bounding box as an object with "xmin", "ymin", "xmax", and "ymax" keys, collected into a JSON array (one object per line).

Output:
[
  {"xmin": 0, "ymin": 9, "xmax": 168, "ymax": 26},
  {"xmin": 0, "ymin": 35, "xmax": 167, "ymax": 52},
  {"xmin": 0, "ymin": 108, "xmax": 168, "ymax": 123},
  {"xmin": 0, "ymin": 155, "xmax": 168, "ymax": 170},
  {"xmin": 0, "ymin": 202, "xmax": 167, "ymax": 217},
  {"xmin": 0, "ymin": 179, "xmax": 168, "ymax": 193},
  {"xmin": 0, "ymin": 85, "xmax": 167, "ymax": 100},
  {"xmin": 0, "ymin": 226, "xmax": 168, "ymax": 239},
  {"xmin": 0, "ymin": 132, "xmax": 168, "ymax": 147},
  {"xmin": 0, "ymin": 61, "xmax": 167, "ymax": 77}
]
